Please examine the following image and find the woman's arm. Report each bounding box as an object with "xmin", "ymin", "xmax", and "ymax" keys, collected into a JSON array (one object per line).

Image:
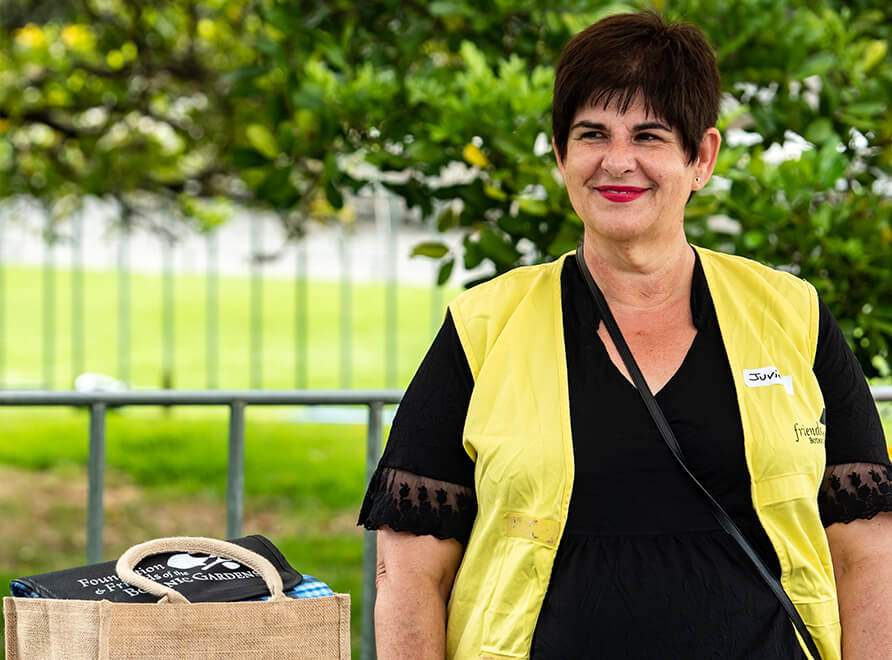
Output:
[
  {"xmin": 375, "ymin": 526, "xmax": 465, "ymax": 659},
  {"xmin": 825, "ymin": 511, "xmax": 892, "ymax": 658}
]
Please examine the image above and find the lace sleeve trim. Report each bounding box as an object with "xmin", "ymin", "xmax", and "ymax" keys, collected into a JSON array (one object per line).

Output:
[
  {"xmin": 819, "ymin": 462, "xmax": 892, "ymax": 526},
  {"xmin": 357, "ymin": 467, "xmax": 477, "ymax": 544}
]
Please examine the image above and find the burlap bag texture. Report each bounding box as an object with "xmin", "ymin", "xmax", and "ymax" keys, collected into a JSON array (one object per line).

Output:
[
  {"xmin": 4, "ymin": 594, "xmax": 350, "ymax": 659},
  {"xmin": 4, "ymin": 537, "xmax": 350, "ymax": 659}
]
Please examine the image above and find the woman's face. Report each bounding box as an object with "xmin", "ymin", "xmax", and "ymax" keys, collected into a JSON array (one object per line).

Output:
[{"xmin": 555, "ymin": 95, "xmax": 718, "ymax": 250}]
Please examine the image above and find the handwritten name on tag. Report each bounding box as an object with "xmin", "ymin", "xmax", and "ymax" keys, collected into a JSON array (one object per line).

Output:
[{"xmin": 743, "ymin": 366, "xmax": 794, "ymax": 395}]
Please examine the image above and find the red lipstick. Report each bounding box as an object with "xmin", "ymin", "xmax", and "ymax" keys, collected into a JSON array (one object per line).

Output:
[{"xmin": 595, "ymin": 186, "xmax": 648, "ymax": 202}]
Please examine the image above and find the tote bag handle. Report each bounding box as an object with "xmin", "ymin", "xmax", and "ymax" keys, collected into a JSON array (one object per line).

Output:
[{"xmin": 116, "ymin": 537, "xmax": 286, "ymax": 604}]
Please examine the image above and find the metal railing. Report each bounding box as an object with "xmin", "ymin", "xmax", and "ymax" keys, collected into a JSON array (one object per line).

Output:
[
  {"xmin": 0, "ymin": 389, "xmax": 403, "ymax": 660},
  {"xmin": 2, "ymin": 385, "xmax": 891, "ymax": 659}
]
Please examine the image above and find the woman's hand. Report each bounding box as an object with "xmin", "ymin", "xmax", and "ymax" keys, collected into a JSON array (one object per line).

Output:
[
  {"xmin": 826, "ymin": 511, "xmax": 892, "ymax": 658},
  {"xmin": 374, "ymin": 525, "xmax": 465, "ymax": 659}
]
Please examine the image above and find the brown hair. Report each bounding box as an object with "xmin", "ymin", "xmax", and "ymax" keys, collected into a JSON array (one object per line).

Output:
[{"xmin": 552, "ymin": 11, "xmax": 720, "ymax": 164}]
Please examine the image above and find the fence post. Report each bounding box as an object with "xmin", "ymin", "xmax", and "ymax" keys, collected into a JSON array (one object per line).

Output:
[
  {"xmin": 295, "ymin": 239, "xmax": 308, "ymax": 389},
  {"xmin": 376, "ymin": 187, "xmax": 398, "ymax": 389},
  {"xmin": 0, "ymin": 207, "xmax": 5, "ymax": 388},
  {"xmin": 87, "ymin": 402, "xmax": 107, "ymax": 563},
  {"xmin": 117, "ymin": 217, "xmax": 130, "ymax": 385},
  {"xmin": 206, "ymin": 231, "xmax": 219, "ymax": 389},
  {"xmin": 362, "ymin": 401, "xmax": 383, "ymax": 660},
  {"xmin": 42, "ymin": 210, "xmax": 55, "ymax": 389},
  {"xmin": 71, "ymin": 209, "xmax": 85, "ymax": 387},
  {"xmin": 227, "ymin": 400, "xmax": 246, "ymax": 539},
  {"xmin": 250, "ymin": 218, "xmax": 263, "ymax": 389},
  {"xmin": 339, "ymin": 225, "xmax": 352, "ymax": 389},
  {"xmin": 161, "ymin": 215, "xmax": 175, "ymax": 389}
]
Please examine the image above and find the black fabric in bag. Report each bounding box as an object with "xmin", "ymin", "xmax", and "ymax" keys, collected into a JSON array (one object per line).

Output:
[{"xmin": 9, "ymin": 534, "xmax": 302, "ymax": 603}]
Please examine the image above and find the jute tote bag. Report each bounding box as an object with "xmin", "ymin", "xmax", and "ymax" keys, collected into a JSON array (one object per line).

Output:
[{"xmin": 4, "ymin": 537, "xmax": 350, "ymax": 659}]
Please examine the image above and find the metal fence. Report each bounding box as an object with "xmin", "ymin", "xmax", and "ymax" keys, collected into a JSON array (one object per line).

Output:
[
  {"xmin": 0, "ymin": 388, "xmax": 403, "ymax": 660},
  {"xmin": 0, "ymin": 191, "xmax": 458, "ymax": 392}
]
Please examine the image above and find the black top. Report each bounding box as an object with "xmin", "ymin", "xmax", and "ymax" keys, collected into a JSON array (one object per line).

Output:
[{"xmin": 359, "ymin": 254, "xmax": 891, "ymax": 658}]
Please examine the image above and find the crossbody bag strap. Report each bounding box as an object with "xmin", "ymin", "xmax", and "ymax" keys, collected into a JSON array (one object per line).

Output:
[{"xmin": 574, "ymin": 246, "xmax": 822, "ymax": 660}]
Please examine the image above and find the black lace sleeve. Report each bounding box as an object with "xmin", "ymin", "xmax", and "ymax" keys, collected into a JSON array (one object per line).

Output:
[
  {"xmin": 358, "ymin": 467, "xmax": 477, "ymax": 544},
  {"xmin": 818, "ymin": 462, "xmax": 892, "ymax": 526}
]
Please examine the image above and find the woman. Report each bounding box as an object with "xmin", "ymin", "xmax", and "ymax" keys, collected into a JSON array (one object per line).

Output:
[{"xmin": 359, "ymin": 11, "xmax": 892, "ymax": 659}]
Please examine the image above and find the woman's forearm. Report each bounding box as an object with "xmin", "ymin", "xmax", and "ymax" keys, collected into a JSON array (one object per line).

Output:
[
  {"xmin": 375, "ymin": 571, "xmax": 449, "ymax": 659},
  {"xmin": 835, "ymin": 557, "xmax": 892, "ymax": 658},
  {"xmin": 826, "ymin": 514, "xmax": 892, "ymax": 659},
  {"xmin": 374, "ymin": 527, "xmax": 464, "ymax": 659}
]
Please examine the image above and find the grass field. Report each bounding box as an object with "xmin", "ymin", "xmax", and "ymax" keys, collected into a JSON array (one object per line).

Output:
[
  {"xmin": 1, "ymin": 264, "xmax": 456, "ymax": 658},
  {"xmin": 1, "ymin": 264, "xmax": 455, "ymax": 390}
]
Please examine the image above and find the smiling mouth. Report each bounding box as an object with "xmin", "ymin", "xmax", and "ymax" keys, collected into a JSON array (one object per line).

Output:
[{"xmin": 594, "ymin": 186, "xmax": 648, "ymax": 202}]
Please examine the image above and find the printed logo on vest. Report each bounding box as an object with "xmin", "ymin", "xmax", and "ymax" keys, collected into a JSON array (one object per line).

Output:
[
  {"xmin": 742, "ymin": 366, "xmax": 794, "ymax": 395},
  {"xmin": 794, "ymin": 408, "xmax": 826, "ymax": 444}
]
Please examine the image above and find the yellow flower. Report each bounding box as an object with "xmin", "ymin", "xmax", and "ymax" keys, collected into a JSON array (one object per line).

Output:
[
  {"xmin": 463, "ymin": 143, "xmax": 489, "ymax": 168},
  {"xmin": 61, "ymin": 25, "xmax": 92, "ymax": 49},
  {"xmin": 15, "ymin": 24, "xmax": 45, "ymax": 48}
]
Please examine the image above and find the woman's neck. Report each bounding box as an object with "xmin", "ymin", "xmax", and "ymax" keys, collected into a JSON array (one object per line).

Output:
[{"xmin": 581, "ymin": 232, "xmax": 695, "ymax": 314}]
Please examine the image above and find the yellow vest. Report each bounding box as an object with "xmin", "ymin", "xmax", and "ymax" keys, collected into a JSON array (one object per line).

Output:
[{"xmin": 445, "ymin": 247, "xmax": 840, "ymax": 660}]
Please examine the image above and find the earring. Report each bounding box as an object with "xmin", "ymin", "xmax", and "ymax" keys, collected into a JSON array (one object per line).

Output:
[{"xmin": 695, "ymin": 176, "xmax": 702, "ymax": 183}]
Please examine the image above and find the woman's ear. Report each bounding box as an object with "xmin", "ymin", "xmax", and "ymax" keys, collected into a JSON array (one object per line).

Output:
[
  {"xmin": 693, "ymin": 127, "xmax": 721, "ymax": 189},
  {"xmin": 552, "ymin": 135, "xmax": 565, "ymax": 175}
]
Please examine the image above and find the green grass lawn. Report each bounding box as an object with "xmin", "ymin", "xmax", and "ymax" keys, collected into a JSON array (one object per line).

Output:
[{"xmin": 2, "ymin": 264, "xmax": 455, "ymax": 390}]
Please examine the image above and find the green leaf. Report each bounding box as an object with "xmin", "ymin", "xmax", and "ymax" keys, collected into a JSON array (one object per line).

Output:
[
  {"xmin": 478, "ymin": 227, "xmax": 520, "ymax": 266},
  {"xmin": 805, "ymin": 119, "xmax": 835, "ymax": 145},
  {"xmin": 246, "ymin": 124, "xmax": 279, "ymax": 160},
  {"xmin": 437, "ymin": 257, "xmax": 455, "ymax": 285},
  {"xmin": 411, "ymin": 242, "xmax": 450, "ymax": 259},
  {"xmin": 437, "ymin": 207, "xmax": 458, "ymax": 232},
  {"xmin": 256, "ymin": 167, "xmax": 292, "ymax": 202},
  {"xmin": 743, "ymin": 231, "xmax": 765, "ymax": 249},
  {"xmin": 860, "ymin": 40, "xmax": 887, "ymax": 75},
  {"xmin": 325, "ymin": 179, "xmax": 344, "ymax": 209},
  {"xmin": 222, "ymin": 65, "xmax": 272, "ymax": 84},
  {"xmin": 231, "ymin": 147, "xmax": 270, "ymax": 169},
  {"xmin": 516, "ymin": 198, "xmax": 547, "ymax": 216},
  {"xmin": 796, "ymin": 52, "xmax": 836, "ymax": 78}
]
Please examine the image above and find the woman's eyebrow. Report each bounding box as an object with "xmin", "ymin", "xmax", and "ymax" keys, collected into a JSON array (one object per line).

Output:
[
  {"xmin": 634, "ymin": 121, "xmax": 672, "ymax": 132},
  {"xmin": 569, "ymin": 120, "xmax": 606, "ymax": 131},
  {"xmin": 569, "ymin": 120, "xmax": 672, "ymax": 132}
]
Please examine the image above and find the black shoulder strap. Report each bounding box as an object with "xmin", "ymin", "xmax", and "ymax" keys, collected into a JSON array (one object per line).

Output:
[{"xmin": 574, "ymin": 246, "xmax": 821, "ymax": 660}]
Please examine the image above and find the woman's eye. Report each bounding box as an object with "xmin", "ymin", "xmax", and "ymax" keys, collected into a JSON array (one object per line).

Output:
[
  {"xmin": 580, "ymin": 131, "xmax": 604, "ymax": 139},
  {"xmin": 636, "ymin": 132, "xmax": 659, "ymax": 141}
]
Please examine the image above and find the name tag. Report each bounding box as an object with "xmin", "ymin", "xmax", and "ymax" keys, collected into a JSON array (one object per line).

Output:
[{"xmin": 743, "ymin": 366, "xmax": 794, "ymax": 395}]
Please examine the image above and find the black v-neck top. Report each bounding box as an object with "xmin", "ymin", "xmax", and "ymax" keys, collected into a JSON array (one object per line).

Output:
[{"xmin": 359, "ymin": 254, "xmax": 891, "ymax": 658}]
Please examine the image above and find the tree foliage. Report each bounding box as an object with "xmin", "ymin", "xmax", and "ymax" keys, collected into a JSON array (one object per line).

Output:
[{"xmin": 1, "ymin": 0, "xmax": 890, "ymax": 374}]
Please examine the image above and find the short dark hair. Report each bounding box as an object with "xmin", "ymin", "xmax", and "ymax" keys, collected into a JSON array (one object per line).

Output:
[{"xmin": 552, "ymin": 11, "xmax": 720, "ymax": 164}]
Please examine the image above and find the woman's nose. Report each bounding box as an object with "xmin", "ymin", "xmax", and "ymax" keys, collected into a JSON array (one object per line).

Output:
[{"xmin": 600, "ymin": 140, "xmax": 635, "ymax": 177}]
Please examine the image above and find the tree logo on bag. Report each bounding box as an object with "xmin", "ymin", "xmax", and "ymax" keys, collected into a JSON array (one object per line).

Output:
[{"xmin": 167, "ymin": 553, "xmax": 242, "ymax": 571}]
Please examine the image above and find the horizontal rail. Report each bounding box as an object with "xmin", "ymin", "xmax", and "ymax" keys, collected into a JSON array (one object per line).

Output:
[
  {"xmin": 4, "ymin": 386, "xmax": 889, "ymax": 404},
  {"xmin": 871, "ymin": 385, "xmax": 892, "ymax": 402},
  {"xmin": 0, "ymin": 389, "xmax": 404, "ymax": 406}
]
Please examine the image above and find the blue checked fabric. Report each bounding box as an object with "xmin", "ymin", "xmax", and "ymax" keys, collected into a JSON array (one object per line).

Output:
[{"xmin": 282, "ymin": 575, "xmax": 336, "ymax": 599}]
